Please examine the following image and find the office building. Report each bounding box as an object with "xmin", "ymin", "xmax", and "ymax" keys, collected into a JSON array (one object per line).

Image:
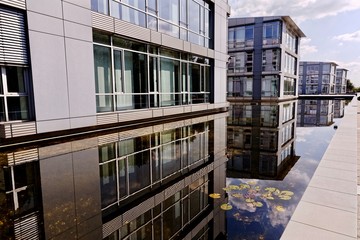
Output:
[
  {"xmin": 0, "ymin": 0, "xmax": 230, "ymax": 140},
  {"xmin": 227, "ymin": 16, "xmax": 305, "ymax": 101},
  {"xmin": 335, "ymin": 68, "xmax": 348, "ymax": 94},
  {"xmin": 298, "ymin": 61, "xmax": 338, "ymax": 94}
]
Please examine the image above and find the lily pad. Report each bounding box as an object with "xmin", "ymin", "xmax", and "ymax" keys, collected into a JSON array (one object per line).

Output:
[
  {"xmin": 254, "ymin": 201, "xmax": 263, "ymax": 207},
  {"xmin": 265, "ymin": 187, "xmax": 276, "ymax": 192},
  {"xmin": 281, "ymin": 190, "xmax": 294, "ymax": 196},
  {"xmin": 220, "ymin": 203, "xmax": 233, "ymax": 210},
  {"xmin": 209, "ymin": 193, "xmax": 221, "ymax": 199},
  {"xmin": 279, "ymin": 196, "xmax": 292, "ymax": 200},
  {"xmin": 239, "ymin": 183, "xmax": 250, "ymax": 189},
  {"xmin": 222, "ymin": 187, "xmax": 231, "ymax": 192},
  {"xmin": 228, "ymin": 185, "xmax": 241, "ymax": 190},
  {"xmin": 245, "ymin": 198, "xmax": 254, "ymax": 203},
  {"xmin": 275, "ymin": 205, "xmax": 285, "ymax": 212},
  {"xmin": 247, "ymin": 181, "xmax": 256, "ymax": 185},
  {"xmin": 231, "ymin": 193, "xmax": 243, "ymax": 198}
]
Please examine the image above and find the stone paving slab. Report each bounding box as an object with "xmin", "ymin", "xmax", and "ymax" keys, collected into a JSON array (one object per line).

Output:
[
  {"xmin": 289, "ymin": 201, "xmax": 356, "ymax": 237},
  {"xmin": 281, "ymin": 96, "xmax": 358, "ymax": 240},
  {"xmin": 281, "ymin": 221, "xmax": 356, "ymax": 240},
  {"xmin": 301, "ymin": 187, "xmax": 356, "ymax": 213}
]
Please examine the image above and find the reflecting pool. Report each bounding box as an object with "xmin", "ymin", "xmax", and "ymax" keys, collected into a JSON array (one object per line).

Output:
[{"xmin": 0, "ymin": 98, "xmax": 347, "ymax": 239}]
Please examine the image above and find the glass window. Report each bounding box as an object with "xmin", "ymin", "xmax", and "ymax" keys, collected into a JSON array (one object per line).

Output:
[
  {"xmin": 261, "ymin": 75, "xmax": 279, "ymax": 97},
  {"xmin": 0, "ymin": 97, "xmax": 5, "ymax": 121},
  {"xmin": 93, "ymin": 33, "xmax": 212, "ymax": 113},
  {"xmin": 128, "ymin": 151, "xmax": 150, "ymax": 193},
  {"xmin": 91, "ymin": 0, "xmax": 109, "ymax": 15},
  {"xmin": 122, "ymin": 0, "xmax": 145, "ymax": 11},
  {"xmin": 100, "ymin": 162, "xmax": 117, "ymax": 208},
  {"xmin": 189, "ymin": 0, "xmax": 200, "ymax": 33},
  {"xmin": 6, "ymin": 67, "xmax": 25, "ymax": 93},
  {"xmin": 180, "ymin": 0, "xmax": 187, "ymax": 26},
  {"xmin": 159, "ymin": 0, "xmax": 179, "ymax": 23},
  {"xmin": 160, "ymin": 57, "xmax": 180, "ymax": 106},
  {"xmin": 163, "ymin": 202, "xmax": 182, "ymax": 239},
  {"xmin": 147, "ymin": 0, "xmax": 157, "ymax": 14},
  {"xmin": 7, "ymin": 96, "xmax": 28, "ymax": 121},
  {"xmin": 94, "ymin": 45, "xmax": 112, "ymax": 94}
]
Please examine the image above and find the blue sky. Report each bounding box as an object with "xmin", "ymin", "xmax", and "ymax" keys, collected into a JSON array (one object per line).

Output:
[{"xmin": 228, "ymin": 0, "xmax": 360, "ymax": 86}]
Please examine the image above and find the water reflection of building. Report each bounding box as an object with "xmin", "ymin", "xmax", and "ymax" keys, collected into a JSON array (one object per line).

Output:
[
  {"xmin": 0, "ymin": 113, "xmax": 228, "ymax": 239},
  {"xmin": 334, "ymin": 99, "xmax": 345, "ymax": 118},
  {"xmin": 297, "ymin": 99, "xmax": 334, "ymax": 126},
  {"xmin": 226, "ymin": 101, "xmax": 298, "ymax": 180},
  {"xmin": 0, "ymin": 152, "xmax": 42, "ymax": 239}
]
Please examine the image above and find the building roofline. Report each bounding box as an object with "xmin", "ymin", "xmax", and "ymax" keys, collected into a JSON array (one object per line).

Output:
[
  {"xmin": 281, "ymin": 16, "xmax": 306, "ymax": 38},
  {"xmin": 228, "ymin": 15, "xmax": 306, "ymax": 37},
  {"xmin": 300, "ymin": 61, "xmax": 339, "ymax": 66}
]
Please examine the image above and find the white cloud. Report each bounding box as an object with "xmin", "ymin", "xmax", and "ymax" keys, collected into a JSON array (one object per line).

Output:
[
  {"xmin": 333, "ymin": 30, "xmax": 360, "ymax": 42},
  {"xmin": 299, "ymin": 38, "xmax": 318, "ymax": 59},
  {"xmin": 228, "ymin": 0, "xmax": 360, "ymax": 23}
]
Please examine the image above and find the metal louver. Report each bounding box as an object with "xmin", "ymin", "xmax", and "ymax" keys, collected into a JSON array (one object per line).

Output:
[{"xmin": 0, "ymin": 7, "xmax": 28, "ymax": 65}]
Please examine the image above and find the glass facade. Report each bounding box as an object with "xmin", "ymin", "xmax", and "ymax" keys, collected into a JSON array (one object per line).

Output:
[
  {"xmin": 263, "ymin": 21, "xmax": 280, "ymax": 45},
  {"xmin": 0, "ymin": 66, "xmax": 30, "ymax": 122},
  {"xmin": 104, "ymin": 175, "xmax": 209, "ymax": 240},
  {"xmin": 228, "ymin": 25, "xmax": 254, "ymax": 49},
  {"xmin": 91, "ymin": 0, "xmax": 213, "ymax": 48},
  {"xmin": 228, "ymin": 51, "xmax": 253, "ymax": 73},
  {"xmin": 261, "ymin": 75, "xmax": 279, "ymax": 97},
  {"xmin": 227, "ymin": 76, "xmax": 253, "ymax": 97},
  {"xmin": 93, "ymin": 31, "xmax": 211, "ymax": 113},
  {"xmin": 262, "ymin": 49, "xmax": 280, "ymax": 72},
  {"xmin": 99, "ymin": 122, "xmax": 210, "ymax": 212}
]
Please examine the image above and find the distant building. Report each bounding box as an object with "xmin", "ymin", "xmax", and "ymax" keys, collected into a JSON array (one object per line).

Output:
[
  {"xmin": 0, "ymin": 0, "xmax": 230, "ymax": 140},
  {"xmin": 297, "ymin": 99, "xmax": 334, "ymax": 126},
  {"xmin": 335, "ymin": 68, "xmax": 348, "ymax": 94},
  {"xmin": 227, "ymin": 16, "xmax": 305, "ymax": 102},
  {"xmin": 298, "ymin": 61, "xmax": 338, "ymax": 94}
]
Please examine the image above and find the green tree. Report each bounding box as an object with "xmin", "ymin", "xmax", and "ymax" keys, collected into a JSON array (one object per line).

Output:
[{"xmin": 347, "ymin": 80, "xmax": 355, "ymax": 93}]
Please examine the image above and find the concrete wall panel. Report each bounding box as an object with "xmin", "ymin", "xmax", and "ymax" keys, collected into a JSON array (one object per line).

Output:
[
  {"xmin": 29, "ymin": 31, "xmax": 70, "ymax": 121},
  {"xmin": 26, "ymin": 0, "xmax": 62, "ymax": 18}
]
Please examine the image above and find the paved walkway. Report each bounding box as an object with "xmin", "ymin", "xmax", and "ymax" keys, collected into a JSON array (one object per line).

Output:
[{"xmin": 281, "ymin": 96, "xmax": 358, "ymax": 240}]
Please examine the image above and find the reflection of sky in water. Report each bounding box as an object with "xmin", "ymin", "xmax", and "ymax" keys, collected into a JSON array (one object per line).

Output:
[{"xmin": 226, "ymin": 118, "xmax": 342, "ymax": 240}]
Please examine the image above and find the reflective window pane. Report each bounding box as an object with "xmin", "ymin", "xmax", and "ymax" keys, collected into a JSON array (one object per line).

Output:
[
  {"xmin": 96, "ymin": 95, "xmax": 113, "ymax": 112},
  {"xmin": 128, "ymin": 151, "xmax": 150, "ymax": 193},
  {"xmin": 0, "ymin": 97, "xmax": 5, "ymax": 121},
  {"xmin": 91, "ymin": 0, "xmax": 109, "ymax": 15},
  {"xmin": 7, "ymin": 96, "xmax": 28, "ymax": 121},
  {"xmin": 6, "ymin": 67, "xmax": 25, "ymax": 93},
  {"xmin": 100, "ymin": 162, "xmax": 117, "ymax": 208},
  {"xmin": 159, "ymin": 0, "xmax": 179, "ymax": 23},
  {"xmin": 94, "ymin": 45, "xmax": 112, "ymax": 94}
]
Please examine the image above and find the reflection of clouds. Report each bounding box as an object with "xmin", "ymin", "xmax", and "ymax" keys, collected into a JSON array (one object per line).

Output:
[
  {"xmin": 296, "ymin": 128, "xmax": 314, "ymax": 142},
  {"xmin": 267, "ymin": 203, "xmax": 297, "ymax": 227}
]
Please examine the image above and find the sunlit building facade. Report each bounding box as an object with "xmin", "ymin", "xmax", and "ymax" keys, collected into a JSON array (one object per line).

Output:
[
  {"xmin": 298, "ymin": 61, "xmax": 338, "ymax": 94},
  {"xmin": 227, "ymin": 16, "xmax": 305, "ymax": 101},
  {"xmin": 0, "ymin": 0, "xmax": 230, "ymax": 141},
  {"xmin": 335, "ymin": 68, "xmax": 348, "ymax": 94}
]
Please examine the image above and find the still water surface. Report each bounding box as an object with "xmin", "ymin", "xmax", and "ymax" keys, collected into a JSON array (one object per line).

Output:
[{"xmin": 0, "ymin": 99, "xmax": 345, "ymax": 239}]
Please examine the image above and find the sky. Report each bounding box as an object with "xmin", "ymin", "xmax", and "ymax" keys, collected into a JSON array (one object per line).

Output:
[{"xmin": 228, "ymin": 0, "xmax": 360, "ymax": 87}]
